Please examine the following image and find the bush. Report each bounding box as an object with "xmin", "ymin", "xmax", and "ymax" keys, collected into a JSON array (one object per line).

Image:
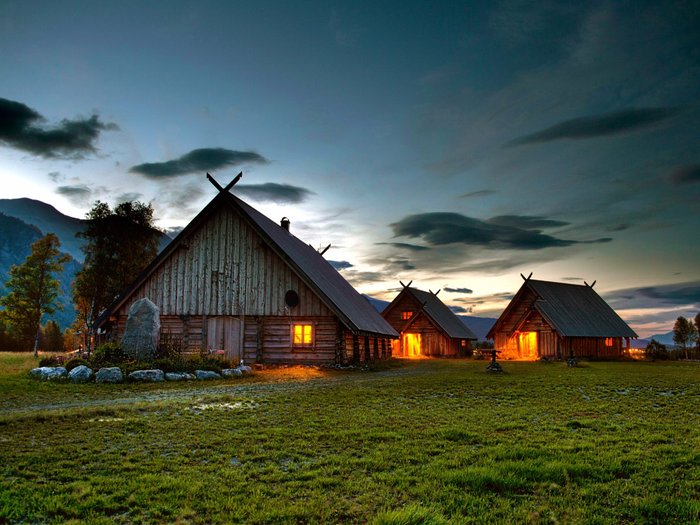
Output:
[
  {"xmin": 38, "ymin": 355, "xmax": 64, "ymax": 367},
  {"xmin": 645, "ymin": 339, "xmax": 669, "ymax": 361},
  {"xmin": 64, "ymin": 357, "xmax": 91, "ymax": 372},
  {"xmin": 91, "ymin": 343, "xmax": 125, "ymax": 368},
  {"xmin": 157, "ymin": 333, "xmax": 184, "ymax": 360}
]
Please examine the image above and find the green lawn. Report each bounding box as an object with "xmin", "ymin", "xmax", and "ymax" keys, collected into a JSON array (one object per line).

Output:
[{"xmin": 1, "ymin": 354, "xmax": 698, "ymax": 524}]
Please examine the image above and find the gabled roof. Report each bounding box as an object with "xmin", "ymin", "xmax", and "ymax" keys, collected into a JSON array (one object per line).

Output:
[
  {"xmin": 386, "ymin": 286, "xmax": 477, "ymax": 340},
  {"xmin": 488, "ymin": 279, "xmax": 637, "ymax": 338},
  {"xmin": 96, "ymin": 189, "xmax": 398, "ymax": 338}
]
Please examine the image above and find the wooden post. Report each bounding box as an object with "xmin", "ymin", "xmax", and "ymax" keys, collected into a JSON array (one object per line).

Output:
[
  {"xmin": 373, "ymin": 337, "xmax": 379, "ymax": 361},
  {"xmin": 352, "ymin": 335, "xmax": 359, "ymax": 365},
  {"xmin": 364, "ymin": 336, "xmax": 370, "ymax": 363}
]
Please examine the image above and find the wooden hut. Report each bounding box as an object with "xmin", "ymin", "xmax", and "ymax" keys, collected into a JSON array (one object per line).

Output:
[
  {"xmin": 487, "ymin": 277, "xmax": 637, "ymax": 360},
  {"xmin": 382, "ymin": 285, "xmax": 477, "ymax": 357},
  {"xmin": 95, "ymin": 177, "xmax": 398, "ymax": 365}
]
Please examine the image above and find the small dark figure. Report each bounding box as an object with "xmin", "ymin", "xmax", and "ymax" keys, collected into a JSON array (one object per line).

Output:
[{"xmin": 486, "ymin": 348, "xmax": 503, "ymax": 373}]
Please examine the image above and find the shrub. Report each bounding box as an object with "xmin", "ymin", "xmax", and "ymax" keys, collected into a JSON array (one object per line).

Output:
[
  {"xmin": 91, "ymin": 343, "xmax": 125, "ymax": 368},
  {"xmin": 64, "ymin": 358, "xmax": 91, "ymax": 371},
  {"xmin": 157, "ymin": 332, "xmax": 184, "ymax": 360},
  {"xmin": 645, "ymin": 339, "xmax": 669, "ymax": 361},
  {"xmin": 38, "ymin": 355, "xmax": 64, "ymax": 367}
]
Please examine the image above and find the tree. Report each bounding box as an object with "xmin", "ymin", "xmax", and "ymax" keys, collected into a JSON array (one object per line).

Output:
[
  {"xmin": 43, "ymin": 320, "xmax": 64, "ymax": 353},
  {"xmin": 645, "ymin": 339, "xmax": 668, "ymax": 360},
  {"xmin": 672, "ymin": 316, "xmax": 698, "ymax": 359},
  {"xmin": 695, "ymin": 312, "xmax": 700, "ymax": 349},
  {"xmin": 0, "ymin": 234, "xmax": 70, "ymax": 356},
  {"xmin": 73, "ymin": 201, "xmax": 161, "ymax": 354}
]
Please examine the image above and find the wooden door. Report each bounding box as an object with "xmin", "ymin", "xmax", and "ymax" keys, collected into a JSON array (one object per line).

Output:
[{"xmin": 206, "ymin": 316, "xmax": 242, "ymax": 362}]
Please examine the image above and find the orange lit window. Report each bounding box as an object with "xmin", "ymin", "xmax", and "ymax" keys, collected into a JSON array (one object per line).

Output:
[
  {"xmin": 292, "ymin": 323, "xmax": 313, "ymax": 347},
  {"xmin": 401, "ymin": 311, "xmax": 413, "ymax": 320},
  {"xmin": 461, "ymin": 340, "xmax": 467, "ymax": 347},
  {"xmin": 605, "ymin": 338, "xmax": 613, "ymax": 347}
]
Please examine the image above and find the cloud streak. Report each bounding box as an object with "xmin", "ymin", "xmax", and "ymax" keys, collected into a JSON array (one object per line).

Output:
[
  {"xmin": 444, "ymin": 287, "xmax": 473, "ymax": 294},
  {"xmin": 130, "ymin": 148, "xmax": 268, "ymax": 178},
  {"xmin": 235, "ymin": 182, "xmax": 315, "ymax": 204},
  {"xmin": 390, "ymin": 212, "xmax": 606, "ymax": 250},
  {"xmin": 506, "ymin": 107, "xmax": 680, "ymax": 147},
  {"xmin": 0, "ymin": 97, "xmax": 117, "ymax": 159}
]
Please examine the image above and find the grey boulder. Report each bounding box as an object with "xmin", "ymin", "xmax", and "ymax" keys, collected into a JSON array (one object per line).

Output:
[
  {"xmin": 221, "ymin": 368, "xmax": 243, "ymax": 378},
  {"xmin": 121, "ymin": 298, "xmax": 161, "ymax": 360},
  {"xmin": 95, "ymin": 367, "xmax": 124, "ymax": 384},
  {"xmin": 69, "ymin": 365, "xmax": 94, "ymax": 383},
  {"xmin": 128, "ymin": 369, "xmax": 165, "ymax": 382},
  {"xmin": 30, "ymin": 366, "xmax": 68, "ymax": 381},
  {"xmin": 195, "ymin": 370, "xmax": 221, "ymax": 380},
  {"xmin": 165, "ymin": 372, "xmax": 196, "ymax": 381}
]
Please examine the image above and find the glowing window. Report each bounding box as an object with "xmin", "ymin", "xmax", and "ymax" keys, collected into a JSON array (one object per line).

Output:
[
  {"xmin": 605, "ymin": 337, "xmax": 614, "ymax": 347},
  {"xmin": 293, "ymin": 324, "xmax": 313, "ymax": 346},
  {"xmin": 401, "ymin": 311, "xmax": 413, "ymax": 320},
  {"xmin": 461, "ymin": 340, "xmax": 467, "ymax": 347}
]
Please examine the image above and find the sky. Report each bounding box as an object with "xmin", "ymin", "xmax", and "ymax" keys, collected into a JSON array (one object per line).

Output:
[{"xmin": 1, "ymin": 0, "xmax": 698, "ymax": 338}]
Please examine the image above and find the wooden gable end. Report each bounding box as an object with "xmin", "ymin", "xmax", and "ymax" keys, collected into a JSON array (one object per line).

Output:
[
  {"xmin": 491, "ymin": 286, "xmax": 540, "ymax": 336},
  {"xmin": 383, "ymin": 291, "xmax": 424, "ymax": 330},
  {"xmin": 116, "ymin": 203, "xmax": 333, "ymax": 318}
]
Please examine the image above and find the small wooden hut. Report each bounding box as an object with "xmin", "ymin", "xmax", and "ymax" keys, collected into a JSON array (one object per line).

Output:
[
  {"xmin": 95, "ymin": 176, "xmax": 398, "ymax": 365},
  {"xmin": 487, "ymin": 277, "xmax": 637, "ymax": 360},
  {"xmin": 382, "ymin": 284, "xmax": 477, "ymax": 357}
]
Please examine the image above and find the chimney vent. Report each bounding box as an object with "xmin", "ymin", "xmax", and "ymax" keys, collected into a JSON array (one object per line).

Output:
[{"xmin": 280, "ymin": 217, "xmax": 290, "ymax": 232}]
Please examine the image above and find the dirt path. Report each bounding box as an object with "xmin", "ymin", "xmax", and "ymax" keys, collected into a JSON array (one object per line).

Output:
[{"xmin": 0, "ymin": 363, "xmax": 425, "ymax": 416}]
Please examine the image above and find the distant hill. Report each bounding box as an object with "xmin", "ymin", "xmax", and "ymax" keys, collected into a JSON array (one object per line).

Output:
[
  {"xmin": 0, "ymin": 198, "xmax": 173, "ymax": 331},
  {"xmin": 363, "ymin": 294, "xmax": 497, "ymax": 340},
  {"xmin": 0, "ymin": 198, "xmax": 173, "ymax": 262},
  {"xmin": 0, "ymin": 198, "xmax": 86, "ymax": 261},
  {"xmin": 0, "ymin": 213, "xmax": 79, "ymax": 329},
  {"xmin": 646, "ymin": 331, "xmax": 676, "ymax": 346}
]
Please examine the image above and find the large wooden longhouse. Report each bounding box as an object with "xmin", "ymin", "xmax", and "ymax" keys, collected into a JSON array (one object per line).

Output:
[
  {"xmin": 95, "ymin": 177, "xmax": 398, "ymax": 365},
  {"xmin": 487, "ymin": 277, "xmax": 637, "ymax": 360},
  {"xmin": 382, "ymin": 285, "xmax": 477, "ymax": 357}
]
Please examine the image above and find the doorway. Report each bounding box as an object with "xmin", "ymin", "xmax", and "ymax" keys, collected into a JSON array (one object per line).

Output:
[{"xmin": 206, "ymin": 316, "xmax": 242, "ymax": 362}]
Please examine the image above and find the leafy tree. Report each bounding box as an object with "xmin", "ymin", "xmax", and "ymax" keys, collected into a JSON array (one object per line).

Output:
[
  {"xmin": 0, "ymin": 234, "xmax": 70, "ymax": 356},
  {"xmin": 73, "ymin": 201, "xmax": 161, "ymax": 354},
  {"xmin": 645, "ymin": 339, "xmax": 668, "ymax": 360},
  {"xmin": 43, "ymin": 320, "xmax": 64, "ymax": 353},
  {"xmin": 695, "ymin": 312, "xmax": 700, "ymax": 349},
  {"xmin": 672, "ymin": 316, "xmax": 698, "ymax": 359}
]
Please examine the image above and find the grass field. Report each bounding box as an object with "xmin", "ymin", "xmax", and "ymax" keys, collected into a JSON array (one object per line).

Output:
[{"xmin": 1, "ymin": 354, "xmax": 699, "ymax": 524}]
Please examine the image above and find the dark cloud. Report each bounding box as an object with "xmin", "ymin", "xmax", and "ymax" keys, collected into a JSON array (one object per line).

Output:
[
  {"xmin": 48, "ymin": 171, "xmax": 65, "ymax": 183},
  {"xmin": 444, "ymin": 287, "xmax": 473, "ymax": 294},
  {"xmin": 328, "ymin": 260, "xmax": 353, "ymax": 270},
  {"xmin": 116, "ymin": 192, "xmax": 144, "ymax": 203},
  {"xmin": 56, "ymin": 184, "xmax": 93, "ymax": 205},
  {"xmin": 129, "ymin": 148, "xmax": 268, "ymax": 178},
  {"xmin": 487, "ymin": 215, "xmax": 569, "ymax": 230},
  {"xmin": 669, "ymin": 164, "xmax": 700, "ymax": 185},
  {"xmin": 606, "ymin": 224, "xmax": 630, "ymax": 232},
  {"xmin": 460, "ymin": 190, "xmax": 497, "ymax": 199},
  {"xmin": 56, "ymin": 184, "xmax": 91, "ymax": 196},
  {"xmin": 606, "ymin": 281, "xmax": 700, "ymax": 309},
  {"xmin": 0, "ymin": 97, "xmax": 117, "ymax": 159},
  {"xmin": 376, "ymin": 242, "xmax": 431, "ymax": 252},
  {"xmin": 506, "ymin": 107, "xmax": 680, "ymax": 147},
  {"xmin": 235, "ymin": 183, "xmax": 315, "ymax": 204},
  {"xmin": 449, "ymin": 305, "xmax": 472, "ymax": 314},
  {"xmin": 562, "ymin": 277, "xmax": 584, "ymax": 282},
  {"xmin": 390, "ymin": 212, "xmax": 605, "ymax": 250}
]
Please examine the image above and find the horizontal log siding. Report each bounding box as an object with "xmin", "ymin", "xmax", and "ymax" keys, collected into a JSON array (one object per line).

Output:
[{"xmin": 116, "ymin": 205, "xmax": 332, "ymax": 319}]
